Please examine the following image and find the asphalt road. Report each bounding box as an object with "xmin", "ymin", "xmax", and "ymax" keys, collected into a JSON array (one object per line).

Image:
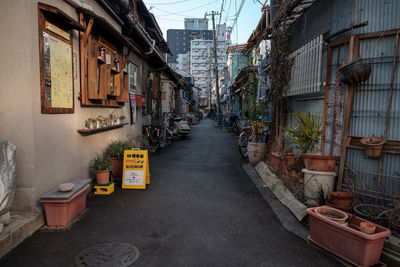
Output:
[{"xmin": 0, "ymin": 119, "xmax": 342, "ymax": 266}]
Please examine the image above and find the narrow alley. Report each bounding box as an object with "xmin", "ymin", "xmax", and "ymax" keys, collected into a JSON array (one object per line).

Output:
[{"xmin": 0, "ymin": 120, "xmax": 340, "ymax": 266}]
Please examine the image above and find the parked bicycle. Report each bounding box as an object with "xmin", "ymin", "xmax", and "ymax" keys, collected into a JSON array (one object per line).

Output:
[{"xmin": 238, "ymin": 119, "xmax": 270, "ymax": 158}]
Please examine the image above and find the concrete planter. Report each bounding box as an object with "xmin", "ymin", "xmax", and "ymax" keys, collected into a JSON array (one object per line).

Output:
[
  {"xmin": 247, "ymin": 142, "xmax": 266, "ymax": 166},
  {"xmin": 302, "ymin": 169, "xmax": 336, "ymax": 206}
]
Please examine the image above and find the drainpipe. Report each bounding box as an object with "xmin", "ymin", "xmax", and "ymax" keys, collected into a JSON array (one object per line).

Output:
[
  {"xmin": 63, "ymin": 0, "xmax": 93, "ymax": 11},
  {"xmin": 124, "ymin": 14, "xmax": 156, "ymax": 55}
]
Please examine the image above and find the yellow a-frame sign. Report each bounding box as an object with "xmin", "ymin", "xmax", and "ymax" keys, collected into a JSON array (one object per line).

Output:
[{"xmin": 122, "ymin": 150, "xmax": 150, "ymax": 189}]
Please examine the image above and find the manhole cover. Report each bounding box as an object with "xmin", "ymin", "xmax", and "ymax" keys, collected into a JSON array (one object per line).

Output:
[{"xmin": 75, "ymin": 242, "xmax": 140, "ymax": 267}]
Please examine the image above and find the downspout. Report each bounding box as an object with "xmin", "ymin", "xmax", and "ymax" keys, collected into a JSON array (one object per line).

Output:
[{"xmin": 125, "ymin": 14, "xmax": 155, "ymax": 55}]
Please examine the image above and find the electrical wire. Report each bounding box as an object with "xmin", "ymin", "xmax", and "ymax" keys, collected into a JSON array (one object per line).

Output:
[
  {"xmin": 144, "ymin": 0, "xmax": 190, "ymax": 5},
  {"xmin": 154, "ymin": 0, "xmax": 219, "ymax": 17}
]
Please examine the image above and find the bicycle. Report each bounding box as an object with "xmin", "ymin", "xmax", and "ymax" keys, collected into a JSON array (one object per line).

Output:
[{"xmin": 238, "ymin": 120, "xmax": 270, "ymax": 158}]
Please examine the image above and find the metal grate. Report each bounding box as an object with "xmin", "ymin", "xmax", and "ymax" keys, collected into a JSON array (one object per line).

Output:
[{"xmin": 287, "ymin": 35, "xmax": 324, "ymax": 96}]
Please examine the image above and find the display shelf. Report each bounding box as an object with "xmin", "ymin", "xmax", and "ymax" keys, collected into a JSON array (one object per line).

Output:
[{"xmin": 77, "ymin": 123, "xmax": 128, "ymax": 136}]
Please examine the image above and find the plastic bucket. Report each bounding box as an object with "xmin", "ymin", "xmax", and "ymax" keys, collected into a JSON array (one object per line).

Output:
[{"xmin": 302, "ymin": 169, "xmax": 336, "ymax": 206}]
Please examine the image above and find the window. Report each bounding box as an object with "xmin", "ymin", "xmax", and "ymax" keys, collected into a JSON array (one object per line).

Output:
[{"xmin": 128, "ymin": 63, "xmax": 137, "ymax": 93}]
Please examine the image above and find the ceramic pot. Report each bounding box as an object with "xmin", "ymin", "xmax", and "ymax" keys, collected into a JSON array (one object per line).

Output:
[
  {"xmin": 248, "ymin": 142, "xmax": 266, "ymax": 166},
  {"xmin": 302, "ymin": 154, "xmax": 339, "ymax": 172},
  {"xmin": 360, "ymin": 137, "xmax": 385, "ymax": 158},
  {"xmin": 271, "ymin": 152, "xmax": 296, "ymax": 171},
  {"xmin": 95, "ymin": 170, "xmax": 110, "ymax": 185},
  {"xmin": 111, "ymin": 158, "xmax": 123, "ymax": 180},
  {"xmin": 302, "ymin": 169, "xmax": 336, "ymax": 206},
  {"xmin": 315, "ymin": 206, "xmax": 348, "ymax": 224},
  {"xmin": 331, "ymin": 191, "xmax": 353, "ymax": 207}
]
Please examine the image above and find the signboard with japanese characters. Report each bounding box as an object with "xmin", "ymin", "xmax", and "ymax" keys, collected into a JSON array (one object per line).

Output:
[{"xmin": 122, "ymin": 150, "xmax": 150, "ymax": 189}]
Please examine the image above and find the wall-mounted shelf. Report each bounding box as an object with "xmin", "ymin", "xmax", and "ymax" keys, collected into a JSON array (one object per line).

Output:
[
  {"xmin": 97, "ymin": 56, "xmax": 106, "ymax": 64},
  {"xmin": 77, "ymin": 123, "xmax": 128, "ymax": 136}
]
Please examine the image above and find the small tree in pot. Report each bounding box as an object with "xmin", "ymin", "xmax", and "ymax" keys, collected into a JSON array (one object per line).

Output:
[
  {"xmin": 283, "ymin": 111, "xmax": 338, "ymax": 172},
  {"xmin": 90, "ymin": 154, "xmax": 111, "ymax": 185},
  {"xmin": 245, "ymin": 71, "xmax": 269, "ymax": 165},
  {"xmin": 104, "ymin": 140, "xmax": 136, "ymax": 181}
]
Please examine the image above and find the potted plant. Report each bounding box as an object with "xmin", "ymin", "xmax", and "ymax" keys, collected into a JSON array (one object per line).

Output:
[
  {"xmin": 85, "ymin": 118, "xmax": 97, "ymax": 130},
  {"xmin": 118, "ymin": 114, "xmax": 126, "ymax": 124},
  {"xmin": 284, "ymin": 111, "xmax": 338, "ymax": 172},
  {"xmin": 245, "ymin": 71, "xmax": 269, "ymax": 166},
  {"xmin": 360, "ymin": 137, "xmax": 385, "ymax": 158},
  {"xmin": 89, "ymin": 154, "xmax": 111, "ymax": 185},
  {"xmin": 96, "ymin": 115, "xmax": 106, "ymax": 128},
  {"xmin": 104, "ymin": 140, "xmax": 136, "ymax": 181}
]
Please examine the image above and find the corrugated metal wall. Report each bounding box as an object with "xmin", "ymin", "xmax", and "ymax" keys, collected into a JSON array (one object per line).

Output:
[{"xmin": 286, "ymin": 0, "xmax": 400, "ymax": 203}]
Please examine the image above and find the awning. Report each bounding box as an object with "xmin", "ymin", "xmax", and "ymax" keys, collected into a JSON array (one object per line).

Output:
[{"xmin": 39, "ymin": 2, "xmax": 85, "ymax": 31}]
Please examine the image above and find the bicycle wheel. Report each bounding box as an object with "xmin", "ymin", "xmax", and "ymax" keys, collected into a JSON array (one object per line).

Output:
[{"xmin": 238, "ymin": 132, "xmax": 248, "ymax": 158}]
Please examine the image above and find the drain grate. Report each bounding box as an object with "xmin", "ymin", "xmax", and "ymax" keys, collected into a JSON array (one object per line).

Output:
[{"xmin": 75, "ymin": 242, "xmax": 140, "ymax": 267}]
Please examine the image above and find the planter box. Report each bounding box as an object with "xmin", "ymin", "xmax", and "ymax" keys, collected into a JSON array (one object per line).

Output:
[
  {"xmin": 307, "ymin": 206, "xmax": 391, "ymax": 266},
  {"xmin": 40, "ymin": 179, "xmax": 91, "ymax": 228},
  {"xmin": 302, "ymin": 154, "xmax": 338, "ymax": 172},
  {"xmin": 271, "ymin": 152, "xmax": 296, "ymax": 171}
]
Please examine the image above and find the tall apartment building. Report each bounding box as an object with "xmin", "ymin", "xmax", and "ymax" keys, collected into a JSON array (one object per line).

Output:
[
  {"xmin": 167, "ymin": 29, "xmax": 213, "ymax": 64},
  {"xmin": 184, "ymin": 18, "xmax": 208, "ymax": 30},
  {"xmin": 190, "ymin": 24, "xmax": 228, "ymax": 93}
]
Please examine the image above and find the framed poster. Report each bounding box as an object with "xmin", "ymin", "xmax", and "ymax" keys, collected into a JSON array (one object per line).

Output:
[
  {"xmin": 122, "ymin": 150, "xmax": 150, "ymax": 189},
  {"xmin": 129, "ymin": 92, "xmax": 137, "ymax": 125}
]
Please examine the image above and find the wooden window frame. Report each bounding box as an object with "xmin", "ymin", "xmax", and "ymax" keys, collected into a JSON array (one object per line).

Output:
[{"xmin": 79, "ymin": 12, "xmax": 130, "ymax": 107}]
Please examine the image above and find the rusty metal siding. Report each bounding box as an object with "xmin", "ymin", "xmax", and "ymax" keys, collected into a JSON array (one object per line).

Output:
[
  {"xmin": 353, "ymin": 0, "xmax": 400, "ymax": 34},
  {"xmin": 344, "ymin": 34, "xmax": 400, "ymax": 203}
]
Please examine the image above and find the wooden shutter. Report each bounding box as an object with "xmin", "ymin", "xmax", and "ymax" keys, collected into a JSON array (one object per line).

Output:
[{"xmin": 87, "ymin": 57, "xmax": 98, "ymax": 99}]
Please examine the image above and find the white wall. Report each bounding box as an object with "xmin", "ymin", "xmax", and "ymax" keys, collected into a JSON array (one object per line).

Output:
[{"xmin": 0, "ymin": 0, "xmax": 144, "ymax": 211}]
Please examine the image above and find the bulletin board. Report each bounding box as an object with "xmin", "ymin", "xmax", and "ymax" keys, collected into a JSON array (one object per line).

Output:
[
  {"xmin": 122, "ymin": 150, "xmax": 150, "ymax": 189},
  {"xmin": 38, "ymin": 9, "xmax": 74, "ymax": 114}
]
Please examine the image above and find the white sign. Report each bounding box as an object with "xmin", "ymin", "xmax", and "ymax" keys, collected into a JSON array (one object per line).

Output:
[{"xmin": 123, "ymin": 170, "xmax": 145, "ymax": 186}]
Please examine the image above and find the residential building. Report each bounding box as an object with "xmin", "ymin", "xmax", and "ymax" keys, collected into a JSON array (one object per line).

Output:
[
  {"xmin": 184, "ymin": 18, "xmax": 208, "ymax": 30},
  {"xmin": 167, "ymin": 27, "xmax": 213, "ymax": 64},
  {"xmin": 268, "ymin": 0, "xmax": 400, "ymax": 205},
  {"xmin": 0, "ymin": 0, "xmax": 181, "ymax": 254}
]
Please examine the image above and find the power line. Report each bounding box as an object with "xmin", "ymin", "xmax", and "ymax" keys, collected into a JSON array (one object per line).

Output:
[
  {"xmin": 144, "ymin": 0, "xmax": 190, "ymax": 5},
  {"xmin": 154, "ymin": 0, "xmax": 219, "ymax": 17},
  {"xmin": 218, "ymin": 0, "xmax": 225, "ymax": 25}
]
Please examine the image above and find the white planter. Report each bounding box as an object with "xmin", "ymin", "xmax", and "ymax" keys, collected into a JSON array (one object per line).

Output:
[
  {"xmin": 247, "ymin": 142, "xmax": 266, "ymax": 166},
  {"xmin": 302, "ymin": 168, "xmax": 336, "ymax": 206}
]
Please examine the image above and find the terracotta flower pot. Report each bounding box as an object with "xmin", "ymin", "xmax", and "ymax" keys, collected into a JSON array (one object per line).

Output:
[
  {"xmin": 302, "ymin": 154, "xmax": 339, "ymax": 172},
  {"xmin": 111, "ymin": 158, "xmax": 123, "ymax": 179},
  {"xmin": 315, "ymin": 206, "xmax": 348, "ymax": 225},
  {"xmin": 360, "ymin": 222, "xmax": 376, "ymax": 235},
  {"xmin": 331, "ymin": 191, "xmax": 353, "ymax": 208},
  {"xmin": 360, "ymin": 137, "xmax": 385, "ymax": 158},
  {"xmin": 95, "ymin": 170, "xmax": 110, "ymax": 185},
  {"xmin": 326, "ymin": 200, "xmax": 353, "ymax": 213},
  {"xmin": 271, "ymin": 152, "xmax": 296, "ymax": 171},
  {"xmin": 307, "ymin": 206, "xmax": 391, "ymax": 267}
]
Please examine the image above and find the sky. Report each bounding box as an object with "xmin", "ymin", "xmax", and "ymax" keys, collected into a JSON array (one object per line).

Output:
[{"xmin": 143, "ymin": 0, "xmax": 268, "ymax": 44}]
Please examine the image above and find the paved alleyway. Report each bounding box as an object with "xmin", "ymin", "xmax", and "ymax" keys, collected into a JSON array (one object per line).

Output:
[{"xmin": 0, "ymin": 119, "xmax": 341, "ymax": 267}]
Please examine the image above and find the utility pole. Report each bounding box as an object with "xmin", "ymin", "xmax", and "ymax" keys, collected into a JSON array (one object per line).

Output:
[{"xmin": 206, "ymin": 11, "xmax": 222, "ymax": 125}]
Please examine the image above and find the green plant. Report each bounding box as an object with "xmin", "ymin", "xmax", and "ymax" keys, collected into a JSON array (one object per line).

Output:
[
  {"xmin": 244, "ymin": 71, "xmax": 270, "ymax": 142},
  {"xmin": 89, "ymin": 154, "xmax": 111, "ymax": 171},
  {"xmin": 283, "ymin": 111, "xmax": 322, "ymax": 153},
  {"xmin": 315, "ymin": 186, "xmax": 327, "ymax": 206},
  {"xmin": 128, "ymin": 135, "xmax": 150, "ymax": 151},
  {"xmin": 104, "ymin": 140, "xmax": 137, "ymax": 159}
]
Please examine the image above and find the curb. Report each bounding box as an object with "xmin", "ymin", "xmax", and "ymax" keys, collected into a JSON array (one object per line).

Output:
[{"xmin": 242, "ymin": 163, "xmax": 309, "ymax": 241}]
